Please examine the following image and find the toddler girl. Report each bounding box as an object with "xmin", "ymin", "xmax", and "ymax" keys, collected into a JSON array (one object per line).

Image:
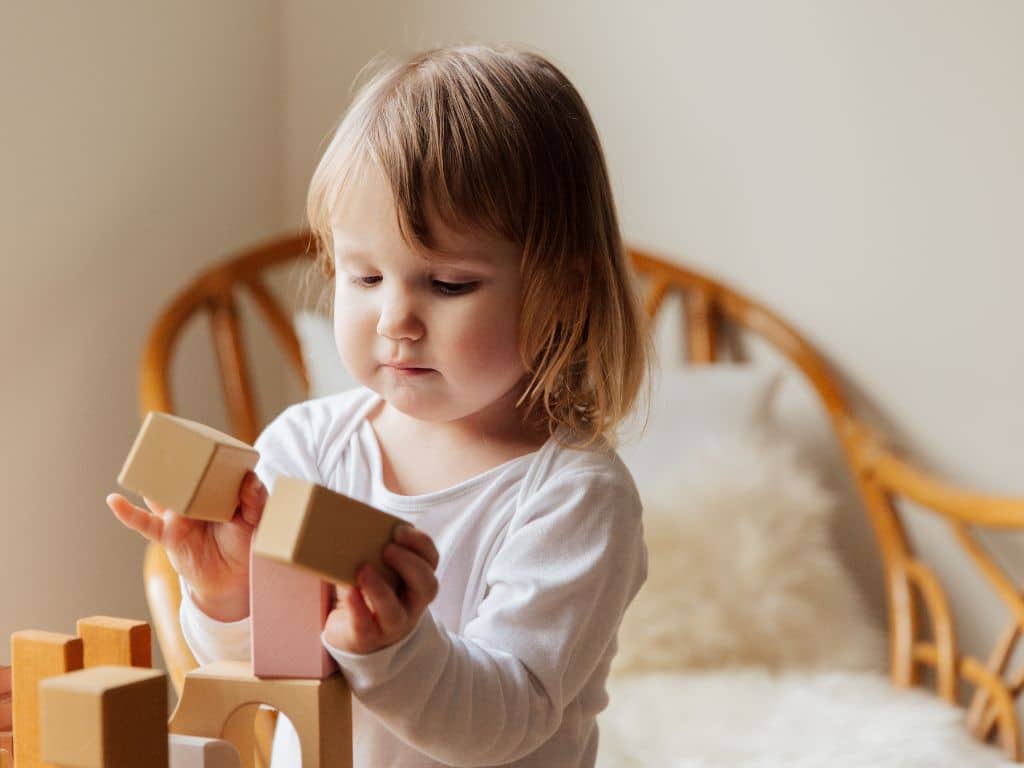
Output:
[{"xmin": 108, "ymin": 43, "xmax": 652, "ymax": 767}]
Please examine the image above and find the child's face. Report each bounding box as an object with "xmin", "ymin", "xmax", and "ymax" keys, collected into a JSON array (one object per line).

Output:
[{"xmin": 330, "ymin": 162, "xmax": 527, "ymax": 431}]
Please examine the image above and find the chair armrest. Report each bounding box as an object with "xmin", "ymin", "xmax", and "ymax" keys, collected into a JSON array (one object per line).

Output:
[{"xmin": 143, "ymin": 541, "xmax": 198, "ymax": 696}]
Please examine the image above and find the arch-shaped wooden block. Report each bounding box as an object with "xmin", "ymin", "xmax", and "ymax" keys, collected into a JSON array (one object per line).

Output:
[{"xmin": 168, "ymin": 662, "xmax": 351, "ymax": 768}]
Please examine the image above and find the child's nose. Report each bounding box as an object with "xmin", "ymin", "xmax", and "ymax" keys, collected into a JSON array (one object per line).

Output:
[{"xmin": 376, "ymin": 293, "xmax": 424, "ymax": 341}]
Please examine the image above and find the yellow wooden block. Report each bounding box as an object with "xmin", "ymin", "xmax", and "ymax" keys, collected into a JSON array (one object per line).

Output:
[
  {"xmin": 253, "ymin": 477, "xmax": 403, "ymax": 589},
  {"xmin": 11, "ymin": 630, "xmax": 84, "ymax": 768},
  {"xmin": 39, "ymin": 665, "xmax": 167, "ymax": 768},
  {"xmin": 0, "ymin": 747, "xmax": 9, "ymax": 768},
  {"xmin": 118, "ymin": 411, "xmax": 258, "ymax": 522},
  {"xmin": 76, "ymin": 617, "xmax": 152, "ymax": 669},
  {"xmin": 169, "ymin": 661, "xmax": 351, "ymax": 768}
]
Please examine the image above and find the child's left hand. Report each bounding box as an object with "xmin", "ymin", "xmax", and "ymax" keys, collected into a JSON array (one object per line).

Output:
[{"xmin": 324, "ymin": 524, "xmax": 440, "ymax": 654}]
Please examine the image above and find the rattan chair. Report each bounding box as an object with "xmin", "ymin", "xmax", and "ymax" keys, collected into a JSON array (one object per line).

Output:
[{"xmin": 138, "ymin": 232, "xmax": 1024, "ymax": 762}]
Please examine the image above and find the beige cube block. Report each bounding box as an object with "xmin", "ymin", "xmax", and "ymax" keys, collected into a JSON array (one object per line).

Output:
[
  {"xmin": 253, "ymin": 477, "xmax": 404, "ymax": 588},
  {"xmin": 39, "ymin": 666, "xmax": 168, "ymax": 768},
  {"xmin": 118, "ymin": 412, "xmax": 258, "ymax": 522}
]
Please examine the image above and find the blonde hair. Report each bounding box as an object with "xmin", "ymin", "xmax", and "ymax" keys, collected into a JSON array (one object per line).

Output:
[{"xmin": 307, "ymin": 44, "xmax": 653, "ymax": 450}]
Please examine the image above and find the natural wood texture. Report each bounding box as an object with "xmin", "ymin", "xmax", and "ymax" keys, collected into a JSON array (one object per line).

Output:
[
  {"xmin": 220, "ymin": 706, "xmax": 261, "ymax": 768},
  {"xmin": 143, "ymin": 542, "xmax": 198, "ymax": 696},
  {"xmin": 11, "ymin": 631, "xmax": 85, "ymax": 768},
  {"xmin": 253, "ymin": 478, "xmax": 403, "ymax": 589},
  {"xmin": 168, "ymin": 662, "xmax": 351, "ymax": 768},
  {"xmin": 38, "ymin": 666, "xmax": 168, "ymax": 768},
  {"xmin": 119, "ymin": 412, "xmax": 259, "ymax": 524},
  {"xmin": 139, "ymin": 232, "xmax": 315, "ymax": 441},
  {"xmin": 137, "ymin": 233, "xmax": 1024, "ymax": 761},
  {"xmin": 76, "ymin": 617, "xmax": 152, "ymax": 669},
  {"xmin": 0, "ymin": 666, "xmax": 10, "ymax": 741}
]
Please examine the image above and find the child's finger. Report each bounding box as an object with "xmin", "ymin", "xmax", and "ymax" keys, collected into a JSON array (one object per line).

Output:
[
  {"xmin": 106, "ymin": 494, "xmax": 165, "ymax": 542},
  {"xmin": 357, "ymin": 565, "xmax": 407, "ymax": 633},
  {"xmin": 384, "ymin": 543, "xmax": 438, "ymax": 612},
  {"xmin": 342, "ymin": 584, "xmax": 381, "ymax": 648},
  {"xmin": 141, "ymin": 495, "xmax": 171, "ymax": 516},
  {"xmin": 237, "ymin": 473, "xmax": 267, "ymax": 527},
  {"xmin": 239, "ymin": 472, "xmax": 266, "ymax": 507},
  {"xmin": 392, "ymin": 525, "xmax": 440, "ymax": 570}
]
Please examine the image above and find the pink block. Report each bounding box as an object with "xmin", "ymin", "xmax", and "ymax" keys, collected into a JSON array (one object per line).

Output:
[{"xmin": 250, "ymin": 548, "xmax": 337, "ymax": 679}]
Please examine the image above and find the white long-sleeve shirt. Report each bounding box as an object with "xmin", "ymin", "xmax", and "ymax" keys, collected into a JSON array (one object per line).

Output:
[{"xmin": 179, "ymin": 386, "xmax": 647, "ymax": 767}]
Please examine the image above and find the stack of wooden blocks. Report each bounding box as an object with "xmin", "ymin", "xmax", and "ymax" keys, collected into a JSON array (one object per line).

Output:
[{"xmin": 5, "ymin": 412, "xmax": 404, "ymax": 767}]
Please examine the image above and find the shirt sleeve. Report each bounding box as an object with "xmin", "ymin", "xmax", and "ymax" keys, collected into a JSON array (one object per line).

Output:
[
  {"xmin": 321, "ymin": 469, "xmax": 648, "ymax": 767},
  {"xmin": 178, "ymin": 402, "xmax": 323, "ymax": 665}
]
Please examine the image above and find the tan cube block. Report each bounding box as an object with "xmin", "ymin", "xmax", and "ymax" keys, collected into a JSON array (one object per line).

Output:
[
  {"xmin": 253, "ymin": 477, "xmax": 403, "ymax": 589},
  {"xmin": 39, "ymin": 666, "xmax": 168, "ymax": 768},
  {"xmin": 117, "ymin": 412, "xmax": 258, "ymax": 522},
  {"xmin": 76, "ymin": 617, "xmax": 152, "ymax": 669}
]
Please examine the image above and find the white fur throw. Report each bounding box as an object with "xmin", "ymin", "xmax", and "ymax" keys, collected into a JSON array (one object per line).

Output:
[
  {"xmin": 597, "ymin": 670, "xmax": 1012, "ymax": 767},
  {"xmin": 612, "ymin": 428, "xmax": 885, "ymax": 676}
]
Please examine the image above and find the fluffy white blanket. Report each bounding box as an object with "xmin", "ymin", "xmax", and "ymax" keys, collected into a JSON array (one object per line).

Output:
[
  {"xmin": 606, "ymin": 415, "xmax": 1008, "ymax": 766},
  {"xmin": 597, "ymin": 669, "xmax": 1013, "ymax": 767}
]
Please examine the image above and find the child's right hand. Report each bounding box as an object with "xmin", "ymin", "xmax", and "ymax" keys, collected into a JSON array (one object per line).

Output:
[{"xmin": 106, "ymin": 471, "xmax": 268, "ymax": 622}]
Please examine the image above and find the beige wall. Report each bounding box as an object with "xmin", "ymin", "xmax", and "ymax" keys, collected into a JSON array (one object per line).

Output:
[
  {"xmin": 0, "ymin": 2, "xmax": 285, "ymax": 666},
  {"xmin": 3, "ymin": 0, "xmax": 1021, "ymax": 690},
  {"xmin": 281, "ymin": 1, "xmax": 1024, "ymax": 665}
]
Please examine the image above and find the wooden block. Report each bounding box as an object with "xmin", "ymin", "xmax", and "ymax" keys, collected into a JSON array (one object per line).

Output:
[
  {"xmin": 169, "ymin": 734, "xmax": 240, "ymax": 768},
  {"xmin": 250, "ymin": 549, "xmax": 336, "ymax": 679},
  {"xmin": 168, "ymin": 661, "xmax": 351, "ymax": 768},
  {"xmin": 252, "ymin": 477, "xmax": 403, "ymax": 588},
  {"xmin": 76, "ymin": 617, "xmax": 152, "ymax": 668},
  {"xmin": 39, "ymin": 665, "xmax": 167, "ymax": 767},
  {"xmin": 0, "ymin": 664, "xmax": 10, "ymax": 733},
  {"xmin": 11, "ymin": 630, "xmax": 84, "ymax": 768},
  {"xmin": 118, "ymin": 411, "xmax": 259, "ymax": 522},
  {"xmin": 0, "ymin": 733, "xmax": 10, "ymax": 757},
  {"xmin": 0, "ymin": 747, "xmax": 9, "ymax": 768}
]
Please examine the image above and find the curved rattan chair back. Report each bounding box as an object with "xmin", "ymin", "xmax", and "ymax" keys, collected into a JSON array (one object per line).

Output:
[{"xmin": 140, "ymin": 233, "xmax": 1024, "ymax": 761}]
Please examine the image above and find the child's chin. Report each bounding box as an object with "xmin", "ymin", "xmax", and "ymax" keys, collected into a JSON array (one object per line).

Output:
[{"xmin": 381, "ymin": 386, "xmax": 446, "ymax": 418}]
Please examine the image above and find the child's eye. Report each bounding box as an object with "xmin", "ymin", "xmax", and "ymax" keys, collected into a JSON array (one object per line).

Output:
[
  {"xmin": 349, "ymin": 275, "xmax": 382, "ymax": 287},
  {"xmin": 433, "ymin": 280, "xmax": 479, "ymax": 296}
]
